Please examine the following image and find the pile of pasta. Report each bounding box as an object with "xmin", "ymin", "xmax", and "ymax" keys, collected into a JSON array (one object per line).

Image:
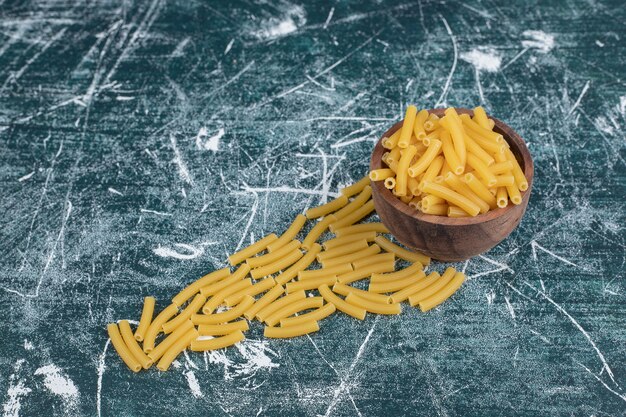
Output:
[
  {"xmin": 369, "ymin": 106, "xmax": 528, "ymax": 217},
  {"xmin": 107, "ymin": 177, "xmax": 466, "ymax": 372}
]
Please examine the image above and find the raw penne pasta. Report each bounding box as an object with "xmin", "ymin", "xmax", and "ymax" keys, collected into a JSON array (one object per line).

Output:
[
  {"xmin": 228, "ymin": 233, "xmax": 278, "ymax": 266},
  {"xmin": 345, "ymin": 293, "xmax": 401, "ymax": 315},
  {"xmin": 443, "ymin": 173, "xmax": 490, "ymax": 214},
  {"xmin": 317, "ymin": 239, "xmax": 369, "ymax": 261},
  {"xmin": 264, "ymin": 321, "xmax": 320, "ymax": 338},
  {"xmin": 395, "ymin": 145, "xmax": 418, "ymax": 196},
  {"xmin": 408, "ymin": 177, "xmax": 421, "ymax": 195},
  {"xmin": 407, "ymin": 139, "xmax": 442, "ymax": 178},
  {"xmin": 162, "ymin": 293, "xmax": 206, "ymax": 334},
  {"xmin": 147, "ymin": 320, "xmax": 195, "ymax": 362},
  {"xmin": 422, "ymin": 130, "xmax": 439, "ymax": 146},
  {"xmin": 412, "ymin": 109, "xmax": 429, "ymax": 140},
  {"xmin": 118, "ymin": 320, "xmax": 154, "ymax": 369},
  {"xmin": 302, "ymin": 215, "xmax": 336, "ymax": 250},
  {"xmin": 156, "ymin": 328, "xmax": 198, "ymax": 371},
  {"xmin": 191, "ymin": 330, "xmax": 245, "ymax": 351},
  {"xmin": 223, "ymin": 277, "xmax": 276, "ymax": 306},
  {"xmin": 418, "ymin": 272, "xmax": 465, "ymax": 312},
  {"xmin": 334, "ymin": 223, "xmax": 388, "ymax": 236},
  {"xmin": 351, "ymin": 252, "xmax": 395, "ymax": 270},
  {"xmin": 370, "ymin": 262, "xmax": 423, "ymax": 283},
  {"xmin": 418, "ymin": 194, "xmax": 446, "ymax": 210},
  {"xmin": 467, "ymin": 153, "xmax": 497, "ymax": 187},
  {"xmin": 321, "ymin": 244, "xmax": 381, "ymax": 269},
  {"xmin": 398, "ymin": 105, "xmax": 417, "ymax": 148},
  {"xmin": 318, "ymin": 284, "xmax": 366, "ymax": 320},
  {"xmin": 421, "ymin": 203, "xmax": 448, "ymax": 215},
  {"xmin": 384, "ymin": 177, "xmax": 396, "ymax": 189},
  {"xmin": 422, "ymin": 182, "xmax": 480, "ymax": 217},
  {"xmin": 440, "ymin": 130, "xmax": 464, "ymax": 175},
  {"xmin": 389, "ymin": 271, "xmax": 440, "ymax": 303},
  {"xmin": 198, "ymin": 320, "xmax": 249, "ymax": 336},
  {"xmin": 107, "ymin": 323, "xmax": 141, "ymax": 372},
  {"xmin": 332, "ymin": 282, "xmax": 391, "ymax": 304},
  {"xmin": 172, "ymin": 267, "xmax": 230, "ymax": 307},
  {"xmin": 298, "ymin": 263, "xmax": 353, "ymax": 280},
  {"xmin": 424, "ymin": 113, "xmax": 440, "ymax": 132},
  {"xmin": 329, "ymin": 199, "xmax": 375, "ymax": 232},
  {"xmin": 369, "ymin": 168, "xmax": 395, "ymax": 181},
  {"xmin": 333, "ymin": 186, "xmax": 372, "ymax": 220},
  {"xmin": 408, "ymin": 267, "xmax": 456, "ymax": 306},
  {"xmin": 256, "ymin": 290, "xmax": 306, "ymax": 322},
  {"xmin": 387, "ymin": 147, "xmax": 402, "ymax": 165},
  {"xmin": 275, "ymin": 243, "xmax": 321, "ymax": 285},
  {"xmin": 306, "ymin": 195, "xmax": 349, "ymax": 219},
  {"xmin": 264, "ymin": 297, "xmax": 324, "ymax": 326},
  {"xmin": 496, "ymin": 187, "xmax": 508, "ymax": 208},
  {"xmin": 442, "ymin": 109, "xmax": 467, "ymax": 166},
  {"xmin": 340, "ymin": 175, "xmax": 370, "ymax": 198},
  {"xmin": 200, "ymin": 264, "xmax": 249, "ymax": 297},
  {"xmin": 460, "ymin": 113, "xmax": 504, "ymax": 142},
  {"xmin": 382, "ymin": 129, "xmax": 402, "ymax": 149},
  {"xmin": 447, "ymin": 206, "xmax": 468, "ymax": 217},
  {"xmin": 286, "ymin": 276, "xmax": 337, "ymax": 293},
  {"xmin": 504, "ymin": 148, "xmax": 528, "ymax": 191},
  {"xmin": 143, "ymin": 304, "xmax": 179, "ymax": 353},
  {"xmin": 465, "ymin": 128, "xmax": 505, "ymax": 153},
  {"xmin": 506, "ymin": 184, "xmax": 522, "ymax": 205},
  {"xmin": 250, "ymin": 249, "xmax": 303, "ymax": 279},
  {"xmin": 323, "ymin": 231, "xmax": 376, "ymax": 250},
  {"xmin": 267, "ymin": 214, "xmax": 307, "ymax": 252},
  {"xmin": 369, "ymin": 270, "xmax": 426, "ymax": 293},
  {"xmin": 472, "ymin": 106, "xmax": 491, "ymax": 129},
  {"xmin": 196, "ymin": 296, "xmax": 255, "ymax": 325},
  {"xmin": 243, "ymin": 284, "xmax": 285, "ymax": 320},
  {"xmin": 337, "ymin": 260, "xmax": 396, "ymax": 285},
  {"xmin": 463, "ymin": 173, "xmax": 498, "ymax": 209},
  {"xmin": 464, "ymin": 133, "xmax": 495, "ymax": 166},
  {"xmin": 280, "ymin": 303, "xmax": 336, "ymax": 327},
  {"xmin": 246, "ymin": 239, "xmax": 301, "ymax": 268},
  {"xmin": 418, "ymin": 155, "xmax": 445, "ymax": 190},
  {"xmin": 134, "ymin": 296, "xmax": 155, "ymax": 342},
  {"xmin": 374, "ymin": 236, "xmax": 430, "ymax": 265},
  {"xmin": 202, "ymin": 279, "xmax": 252, "ymax": 314},
  {"xmin": 492, "ymin": 175, "xmax": 515, "ymax": 187},
  {"xmin": 488, "ymin": 161, "xmax": 514, "ymax": 175}
]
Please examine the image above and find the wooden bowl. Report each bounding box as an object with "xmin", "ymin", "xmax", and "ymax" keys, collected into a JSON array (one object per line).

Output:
[{"xmin": 370, "ymin": 108, "xmax": 534, "ymax": 262}]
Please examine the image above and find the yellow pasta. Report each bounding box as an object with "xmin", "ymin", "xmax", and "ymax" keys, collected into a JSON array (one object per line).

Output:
[
  {"xmin": 162, "ymin": 293, "xmax": 206, "ymax": 334},
  {"xmin": 504, "ymin": 148, "xmax": 528, "ymax": 191},
  {"xmin": 351, "ymin": 252, "xmax": 395, "ymax": 270},
  {"xmin": 172, "ymin": 267, "xmax": 230, "ymax": 307},
  {"xmin": 156, "ymin": 328, "xmax": 198, "ymax": 371},
  {"xmin": 389, "ymin": 271, "xmax": 440, "ymax": 303},
  {"xmin": 264, "ymin": 321, "xmax": 320, "ymax": 338},
  {"xmin": 280, "ymin": 303, "xmax": 335, "ymax": 327},
  {"xmin": 374, "ymin": 236, "xmax": 430, "ymax": 265},
  {"xmin": 118, "ymin": 320, "xmax": 153, "ymax": 369},
  {"xmin": 246, "ymin": 239, "xmax": 301, "ymax": 268},
  {"xmin": 370, "ymin": 262, "xmax": 423, "ymax": 283},
  {"xmin": 384, "ymin": 177, "xmax": 396, "ymax": 189},
  {"xmin": 250, "ymin": 249, "xmax": 303, "ymax": 279},
  {"xmin": 346, "ymin": 293, "xmax": 401, "ymax": 315},
  {"xmin": 496, "ymin": 187, "xmax": 508, "ymax": 208},
  {"xmin": 134, "ymin": 296, "xmax": 155, "ymax": 342},
  {"xmin": 506, "ymin": 184, "xmax": 522, "ymax": 205},
  {"xmin": 466, "ymin": 153, "xmax": 497, "ymax": 187},
  {"xmin": 408, "ymin": 267, "xmax": 456, "ymax": 306},
  {"xmin": 460, "ymin": 113, "xmax": 504, "ymax": 142},
  {"xmin": 443, "ymin": 173, "xmax": 490, "ymax": 214},
  {"xmin": 422, "ymin": 182, "xmax": 480, "ymax": 217},
  {"xmin": 143, "ymin": 303, "xmax": 178, "ymax": 353},
  {"xmin": 369, "ymin": 270, "xmax": 426, "ymax": 293},
  {"xmin": 299, "ymin": 263, "xmax": 353, "ymax": 280},
  {"xmin": 464, "ymin": 133, "xmax": 495, "ymax": 166},
  {"xmin": 340, "ymin": 175, "xmax": 370, "ymax": 198},
  {"xmin": 333, "ymin": 223, "xmax": 388, "ymax": 237},
  {"xmin": 488, "ymin": 160, "xmax": 514, "ymax": 175},
  {"xmin": 286, "ymin": 276, "xmax": 337, "ymax": 293},
  {"xmin": 107, "ymin": 323, "xmax": 141, "ymax": 372},
  {"xmin": 332, "ymin": 282, "xmax": 391, "ymax": 304},
  {"xmin": 318, "ymin": 284, "xmax": 366, "ymax": 320},
  {"xmin": 275, "ymin": 243, "xmax": 321, "ymax": 285},
  {"xmin": 421, "ymin": 203, "xmax": 448, "ymax": 215},
  {"xmin": 394, "ymin": 145, "xmax": 417, "ymax": 196},
  {"xmin": 306, "ymin": 195, "xmax": 349, "ymax": 220},
  {"xmin": 407, "ymin": 139, "xmax": 442, "ymax": 178},
  {"xmin": 337, "ymin": 260, "xmax": 396, "ymax": 285},
  {"xmin": 223, "ymin": 277, "xmax": 276, "ymax": 306},
  {"xmin": 463, "ymin": 173, "xmax": 497, "ymax": 209},
  {"xmin": 472, "ymin": 106, "xmax": 491, "ymax": 129},
  {"xmin": 329, "ymin": 199, "xmax": 375, "ymax": 232},
  {"xmin": 190, "ymin": 330, "xmax": 246, "ymax": 352},
  {"xmin": 442, "ymin": 109, "xmax": 467, "ymax": 166},
  {"xmin": 147, "ymin": 320, "xmax": 194, "ymax": 362},
  {"xmin": 301, "ymin": 215, "xmax": 336, "ymax": 250},
  {"xmin": 333, "ymin": 186, "xmax": 372, "ymax": 221},
  {"xmin": 424, "ymin": 113, "xmax": 440, "ymax": 131},
  {"xmin": 465, "ymin": 127, "xmax": 505, "ymax": 154},
  {"xmin": 200, "ymin": 264, "xmax": 249, "ymax": 297},
  {"xmin": 243, "ymin": 284, "xmax": 285, "ymax": 320},
  {"xmin": 412, "ymin": 109, "xmax": 430, "ymax": 140},
  {"xmin": 195, "ymin": 295, "xmax": 255, "ymax": 325},
  {"xmin": 369, "ymin": 168, "xmax": 395, "ymax": 181},
  {"xmin": 198, "ymin": 320, "xmax": 249, "ymax": 336},
  {"xmin": 323, "ymin": 231, "xmax": 376, "ymax": 250},
  {"xmin": 321, "ymin": 244, "xmax": 381, "ymax": 269},
  {"xmin": 447, "ymin": 206, "xmax": 468, "ymax": 217},
  {"xmin": 418, "ymin": 272, "xmax": 465, "ymax": 312},
  {"xmin": 256, "ymin": 290, "xmax": 306, "ymax": 322},
  {"xmin": 264, "ymin": 297, "xmax": 325, "ymax": 326},
  {"xmin": 440, "ymin": 130, "xmax": 464, "ymax": 175},
  {"xmin": 267, "ymin": 214, "xmax": 307, "ymax": 252},
  {"xmin": 408, "ymin": 177, "xmax": 421, "ymax": 196},
  {"xmin": 398, "ymin": 105, "xmax": 417, "ymax": 148},
  {"xmin": 228, "ymin": 233, "xmax": 278, "ymax": 266},
  {"xmin": 387, "ymin": 147, "xmax": 402, "ymax": 164},
  {"xmin": 382, "ymin": 129, "xmax": 402, "ymax": 149},
  {"xmin": 418, "ymin": 155, "xmax": 445, "ymax": 191},
  {"xmin": 202, "ymin": 279, "xmax": 252, "ymax": 314},
  {"xmin": 317, "ymin": 239, "xmax": 369, "ymax": 262}
]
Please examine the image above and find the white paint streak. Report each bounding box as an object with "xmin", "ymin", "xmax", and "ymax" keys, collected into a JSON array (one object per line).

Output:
[
  {"xmin": 323, "ymin": 7, "xmax": 335, "ymax": 29},
  {"xmin": 241, "ymin": 185, "xmax": 340, "ymax": 198},
  {"xmin": 96, "ymin": 339, "xmax": 110, "ymax": 417},
  {"xmin": 224, "ymin": 39, "xmax": 234, "ymax": 54},
  {"xmin": 17, "ymin": 172, "xmax": 35, "ymax": 182},
  {"xmin": 139, "ymin": 208, "xmax": 172, "ymax": 216},
  {"xmin": 3, "ymin": 362, "xmax": 31, "ymax": 417},
  {"xmin": 196, "ymin": 127, "xmax": 223, "ymax": 151},
  {"xmin": 576, "ymin": 361, "xmax": 626, "ymax": 403},
  {"xmin": 184, "ymin": 371, "xmax": 203, "ymax": 398},
  {"xmin": 34, "ymin": 364, "xmax": 79, "ymax": 411},
  {"xmin": 460, "ymin": 48, "xmax": 502, "ymax": 72},
  {"xmin": 531, "ymin": 241, "xmax": 579, "ymax": 267},
  {"xmin": 522, "ymin": 30, "xmax": 555, "ymax": 53},
  {"xmin": 566, "ymin": 80, "xmax": 590, "ymax": 118},
  {"xmin": 153, "ymin": 243, "xmax": 204, "ymax": 260},
  {"xmin": 504, "ymin": 296, "xmax": 516, "ymax": 319},
  {"xmin": 107, "ymin": 187, "xmax": 123, "ymax": 196},
  {"xmin": 170, "ymin": 135, "xmax": 194, "ymax": 186}
]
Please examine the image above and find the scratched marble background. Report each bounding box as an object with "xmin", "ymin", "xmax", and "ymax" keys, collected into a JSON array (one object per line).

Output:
[{"xmin": 0, "ymin": 0, "xmax": 625, "ymax": 416}]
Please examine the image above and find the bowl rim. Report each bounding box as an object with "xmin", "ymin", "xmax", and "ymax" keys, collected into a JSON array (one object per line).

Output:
[{"xmin": 370, "ymin": 107, "xmax": 534, "ymax": 226}]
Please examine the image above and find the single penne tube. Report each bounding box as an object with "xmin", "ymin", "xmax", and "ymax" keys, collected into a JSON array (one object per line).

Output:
[
  {"xmin": 504, "ymin": 148, "xmax": 528, "ymax": 191},
  {"xmin": 317, "ymin": 239, "xmax": 369, "ymax": 262},
  {"xmin": 394, "ymin": 145, "xmax": 418, "ymax": 196},
  {"xmin": 421, "ymin": 203, "xmax": 448, "ymax": 215},
  {"xmin": 420, "ymin": 194, "xmax": 446, "ymax": 208},
  {"xmin": 464, "ymin": 133, "xmax": 495, "ymax": 166},
  {"xmin": 172, "ymin": 267, "xmax": 231, "ymax": 307},
  {"xmin": 334, "ymin": 223, "xmax": 388, "ymax": 237},
  {"xmin": 323, "ymin": 231, "xmax": 376, "ymax": 250},
  {"xmin": 440, "ymin": 130, "xmax": 464, "ymax": 175},
  {"xmin": 143, "ymin": 304, "xmax": 179, "ymax": 353},
  {"xmin": 459, "ymin": 113, "xmax": 504, "ymax": 142},
  {"xmin": 246, "ymin": 239, "xmax": 301, "ymax": 268},
  {"xmin": 418, "ymin": 272, "xmax": 465, "ymax": 312},
  {"xmin": 147, "ymin": 320, "xmax": 194, "ymax": 362},
  {"xmin": 463, "ymin": 172, "xmax": 498, "ymax": 208},
  {"xmin": 422, "ymin": 181, "xmax": 480, "ymax": 217},
  {"xmin": 162, "ymin": 293, "xmax": 206, "ymax": 334},
  {"xmin": 465, "ymin": 128, "xmax": 505, "ymax": 154},
  {"xmin": 384, "ymin": 177, "xmax": 396, "ymax": 189},
  {"xmin": 119, "ymin": 320, "xmax": 153, "ymax": 369},
  {"xmin": 371, "ymin": 262, "xmax": 423, "ymax": 283},
  {"xmin": 202, "ymin": 279, "xmax": 252, "ymax": 314},
  {"xmin": 472, "ymin": 106, "xmax": 491, "ymax": 129},
  {"xmin": 198, "ymin": 320, "xmax": 249, "ymax": 336},
  {"xmin": 408, "ymin": 197, "xmax": 421, "ymax": 210},
  {"xmin": 337, "ymin": 260, "xmax": 396, "ymax": 285},
  {"xmin": 407, "ymin": 139, "xmax": 442, "ymax": 178},
  {"xmin": 494, "ymin": 149, "xmax": 507, "ymax": 163},
  {"xmin": 412, "ymin": 109, "xmax": 430, "ymax": 140},
  {"xmin": 408, "ymin": 177, "xmax": 421, "ymax": 196},
  {"xmin": 448, "ymin": 206, "xmax": 468, "ymax": 217},
  {"xmin": 487, "ymin": 119, "xmax": 495, "ymax": 129},
  {"xmin": 223, "ymin": 277, "xmax": 276, "ymax": 307},
  {"xmin": 243, "ymin": 284, "xmax": 285, "ymax": 320},
  {"xmin": 318, "ymin": 284, "xmax": 366, "ymax": 320},
  {"xmin": 195, "ymin": 296, "xmax": 255, "ymax": 325},
  {"xmin": 467, "ymin": 153, "xmax": 497, "ymax": 187},
  {"xmin": 424, "ymin": 113, "xmax": 440, "ymax": 132},
  {"xmin": 333, "ymin": 185, "xmax": 372, "ymax": 221},
  {"xmin": 264, "ymin": 321, "xmax": 320, "ymax": 338},
  {"xmin": 256, "ymin": 290, "xmax": 306, "ymax": 322},
  {"xmin": 275, "ymin": 243, "xmax": 321, "ymax": 285},
  {"xmin": 496, "ymin": 187, "xmax": 508, "ymax": 208},
  {"xmin": 387, "ymin": 147, "xmax": 402, "ymax": 164},
  {"xmin": 267, "ymin": 214, "xmax": 307, "ymax": 252},
  {"xmin": 408, "ymin": 267, "xmax": 456, "ymax": 306},
  {"xmin": 134, "ymin": 296, "xmax": 156, "ymax": 342},
  {"xmin": 190, "ymin": 330, "xmax": 245, "ymax": 352},
  {"xmin": 286, "ymin": 276, "xmax": 337, "ymax": 294},
  {"xmin": 329, "ymin": 200, "xmax": 375, "ymax": 232},
  {"xmin": 200, "ymin": 264, "xmax": 249, "ymax": 297},
  {"xmin": 443, "ymin": 173, "xmax": 490, "ymax": 214},
  {"xmin": 488, "ymin": 160, "xmax": 514, "ymax": 175},
  {"xmin": 398, "ymin": 105, "xmax": 418, "ymax": 148},
  {"xmin": 332, "ymin": 282, "xmax": 391, "ymax": 304},
  {"xmin": 306, "ymin": 195, "xmax": 349, "ymax": 220},
  {"xmin": 389, "ymin": 271, "xmax": 440, "ymax": 303},
  {"xmin": 264, "ymin": 297, "xmax": 325, "ymax": 326},
  {"xmin": 301, "ymin": 215, "xmax": 336, "ymax": 250},
  {"xmin": 369, "ymin": 168, "xmax": 395, "ymax": 182},
  {"xmin": 418, "ymin": 155, "xmax": 445, "ymax": 191},
  {"xmin": 228, "ymin": 233, "xmax": 278, "ymax": 266},
  {"xmin": 492, "ymin": 175, "xmax": 515, "ymax": 187},
  {"xmin": 382, "ymin": 129, "xmax": 402, "ymax": 149},
  {"xmin": 346, "ymin": 293, "xmax": 401, "ymax": 315},
  {"xmin": 156, "ymin": 328, "xmax": 198, "ymax": 371},
  {"xmin": 506, "ymin": 184, "xmax": 522, "ymax": 205},
  {"xmin": 442, "ymin": 109, "xmax": 467, "ymax": 166},
  {"xmin": 340, "ymin": 175, "xmax": 369, "ymax": 198},
  {"xmin": 422, "ymin": 129, "xmax": 440, "ymax": 146},
  {"xmin": 280, "ymin": 303, "xmax": 335, "ymax": 327},
  {"xmin": 351, "ymin": 252, "xmax": 395, "ymax": 270},
  {"xmin": 321, "ymin": 244, "xmax": 381, "ymax": 269},
  {"xmin": 374, "ymin": 236, "xmax": 430, "ymax": 265},
  {"xmin": 369, "ymin": 270, "xmax": 427, "ymax": 293},
  {"xmin": 250, "ymin": 249, "xmax": 304, "ymax": 279},
  {"xmin": 413, "ymin": 140, "xmax": 428, "ymax": 155},
  {"xmin": 107, "ymin": 323, "xmax": 142, "ymax": 372},
  {"xmin": 299, "ymin": 263, "xmax": 353, "ymax": 280}
]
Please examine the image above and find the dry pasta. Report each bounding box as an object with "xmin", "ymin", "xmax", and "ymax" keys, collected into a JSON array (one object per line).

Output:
[
  {"xmin": 190, "ymin": 330, "xmax": 245, "ymax": 352},
  {"xmin": 374, "ymin": 236, "xmax": 430, "ymax": 265},
  {"xmin": 200, "ymin": 264, "xmax": 249, "ymax": 297},
  {"xmin": 275, "ymin": 243, "xmax": 321, "ymax": 285},
  {"xmin": 156, "ymin": 328, "xmax": 198, "ymax": 371},
  {"xmin": 223, "ymin": 277, "xmax": 276, "ymax": 306},
  {"xmin": 323, "ymin": 231, "xmax": 376, "ymax": 250},
  {"xmin": 345, "ymin": 293, "xmax": 401, "ymax": 315},
  {"xmin": 398, "ymin": 105, "xmax": 417, "ymax": 148},
  {"xmin": 243, "ymin": 284, "xmax": 285, "ymax": 320},
  {"xmin": 228, "ymin": 233, "xmax": 278, "ymax": 266},
  {"xmin": 107, "ymin": 323, "xmax": 141, "ymax": 372},
  {"xmin": 134, "ymin": 296, "xmax": 155, "ymax": 342},
  {"xmin": 147, "ymin": 320, "xmax": 195, "ymax": 362},
  {"xmin": 318, "ymin": 284, "xmax": 366, "ymax": 320},
  {"xmin": 337, "ymin": 261, "xmax": 396, "ymax": 285},
  {"xmin": 332, "ymin": 282, "xmax": 391, "ymax": 304},
  {"xmin": 198, "ymin": 320, "xmax": 249, "ymax": 336},
  {"xmin": 250, "ymin": 249, "xmax": 303, "ymax": 279},
  {"xmin": 264, "ymin": 297, "xmax": 325, "ymax": 326},
  {"xmin": 172, "ymin": 267, "xmax": 230, "ymax": 307},
  {"xmin": 118, "ymin": 320, "xmax": 153, "ymax": 369},
  {"xmin": 202, "ymin": 279, "xmax": 252, "ymax": 314},
  {"xmin": 246, "ymin": 239, "xmax": 301, "ymax": 268},
  {"xmin": 371, "ymin": 262, "xmax": 423, "ymax": 283},
  {"xmin": 195, "ymin": 296, "xmax": 255, "ymax": 325},
  {"xmin": 389, "ymin": 271, "xmax": 440, "ymax": 303},
  {"xmin": 340, "ymin": 175, "xmax": 370, "ymax": 198},
  {"xmin": 302, "ymin": 215, "xmax": 336, "ymax": 250},
  {"xmin": 333, "ymin": 223, "xmax": 388, "ymax": 236},
  {"xmin": 285, "ymin": 276, "xmax": 337, "ymax": 293},
  {"xmin": 267, "ymin": 214, "xmax": 307, "ymax": 252},
  {"xmin": 408, "ymin": 267, "xmax": 456, "ymax": 306},
  {"xmin": 351, "ymin": 252, "xmax": 395, "ymax": 270},
  {"xmin": 298, "ymin": 263, "xmax": 353, "ymax": 280},
  {"xmin": 418, "ymin": 272, "xmax": 465, "ymax": 312},
  {"xmin": 162, "ymin": 293, "xmax": 206, "ymax": 334},
  {"xmin": 369, "ymin": 270, "xmax": 426, "ymax": 293},
  {"xmin": 317, "ymin": 239, "xmax": 369, "ymax": 261},
  {"xmin": 306, "ymin": 195, "xmax": 349, "ymax": 220},
  {"xmin": 143, "ymin": 303, "xmax": 178, "ymax": 353},
  {"xmin": 280, "ymin": 303, "xmax": 335, "ymax": 327},
  {"xmin": 256, "ymin": 290, "xmax": 307, "ymax": 322},
  {"xmin": 321, "ymin": 244, "xmax": 380, "ymax": 269},
  {"xmin": 264, "ymin": 321, "xmax": 320, "ymax": 338},
  {"xmin": 329, "ymin": 199, "xmax": 376, "ymax": 232},
  {"xmin": 333, "ymin": 186, "xmax": 372, "ymax": 221}
]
